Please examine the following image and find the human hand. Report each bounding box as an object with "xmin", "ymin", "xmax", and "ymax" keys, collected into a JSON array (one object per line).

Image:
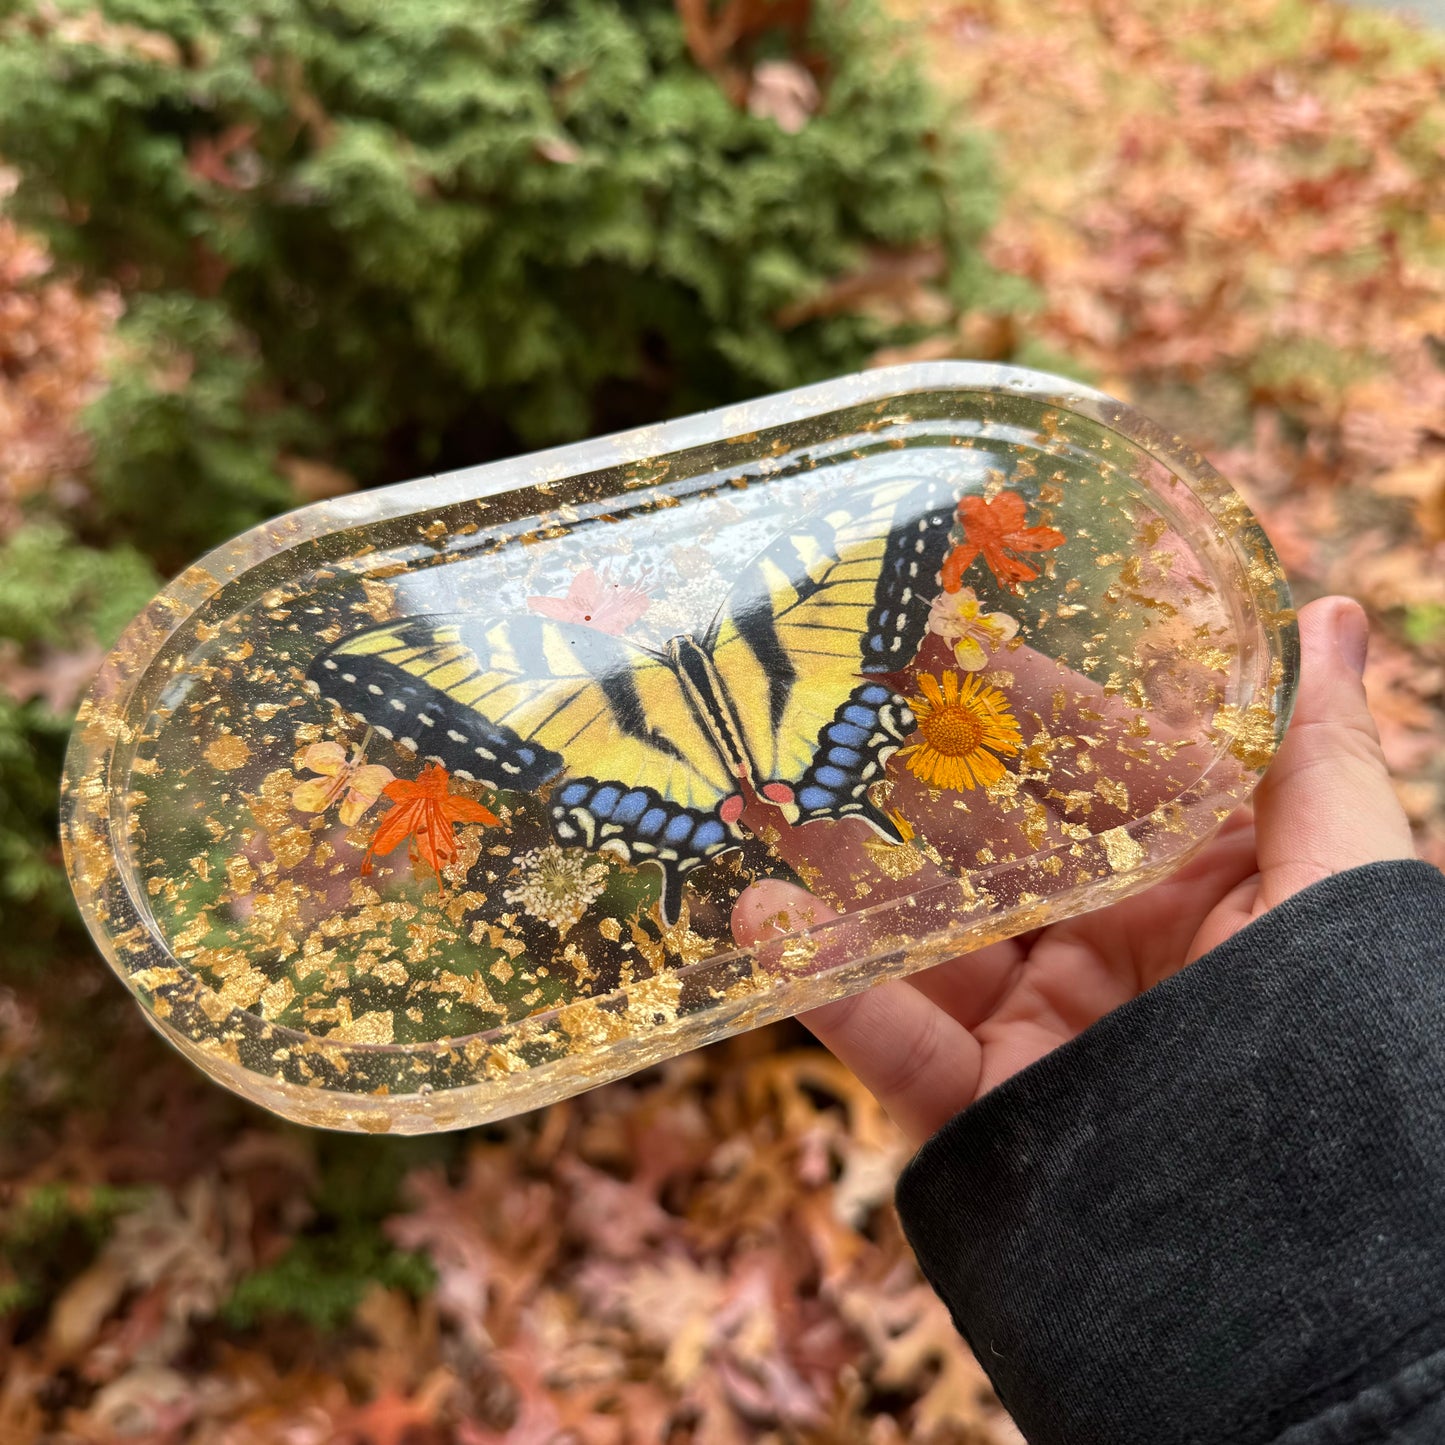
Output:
[{"xmin": 730, "ymin": 597, "xmax": 1416, "ymax": 1145}]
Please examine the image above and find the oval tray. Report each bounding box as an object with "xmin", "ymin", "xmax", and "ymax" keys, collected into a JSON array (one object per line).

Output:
[{"xmin": 61, "ymin": 363, "xmax": 1298, "ymax": 1133}]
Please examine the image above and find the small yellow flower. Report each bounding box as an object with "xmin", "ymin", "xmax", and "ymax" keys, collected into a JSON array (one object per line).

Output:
[
  {"xmin": 292, "ymin": 740, "xmax": 394, "ymax": 826},
  {"xmin": 927, "ymin": 587, "xmax": 1020, "ymax": 671},
  {"xmin": 899, "ymin": 671, "xmax": 1022, "ymax": 791}
]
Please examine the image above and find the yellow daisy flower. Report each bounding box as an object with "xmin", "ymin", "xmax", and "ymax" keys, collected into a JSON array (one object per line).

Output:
[{"xmin": 899, "ymin": 670, "xmax": 1022, "ymax": 791}]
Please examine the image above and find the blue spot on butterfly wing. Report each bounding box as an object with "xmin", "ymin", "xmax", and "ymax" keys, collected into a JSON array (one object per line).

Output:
[
  {"xmin": 613, "ymin": 790, "xmax": 650, "ymax": 824},
  {"xmin": 793, "ymin": 678, "xmax": 914, "ymax": 833},
  {"xmin": 548, "ymin": 776, "xmax": 744, "ymax": 926}
]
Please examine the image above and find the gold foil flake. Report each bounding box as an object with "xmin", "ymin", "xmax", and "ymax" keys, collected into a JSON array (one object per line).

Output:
[
  {"xmin": 171, "ymin": 914, "xmax": 212, "ymax": 957},
  {"xmin": 204, "ymin": 734, "xmax": 251, "ymax": 771},
  {"xmin": 330, "ymin": 1006, "xmax": 396, "ymax": 1046},
  {"xmin": 626, "ymin": 969, "xmax": 685, "ymax": 1024},
  {"xmin": 432, "ymin": 969, "xmax": 497, "ymax": 1010},
  {"xmin": 269, "ymin": 825, "xmax": 313, "ymax": 870},
  {"xmin": 1099, "ymin": 827, "xmax": 1145, "ymax": 873},
  {"xmin": 778, "ymin": 935, "xmax": 820, "ymax": 975},
  {"xmin": 132, "ymin": 966, "xmax": 185, "ymax": 993},
  {"xmin": 862, "ymin": 836, "xmax": 925, "ymax": 879},
  {"xmin": 1049, "ymin": 788, "xmax": 1094, "ymax": 817},
  {"xmin": 985, "ymin": 769, "xmax": 1023, "ymax": 810},
  {"xmin": 404, "ymin": 917, "xmax": 452, "ymax": 965},
  {"xmin": 792, "ymin": 857, "xmax": 827, "ymax": 895},
  {"xmin": 1181, "ymin": 640, "xmax": 1233, "ymax": 672},
  {"xmin": 247, "ymin": 879, "xmax": 308, "ymax": 948},
  {"xmin": 1152, "ymin": 801, "xmax": 1188, "ymax": 833},
  {"xmin": 217, "ymin": 968, "xmax": 268, "ymax": 1011},
  {"xmin": 1095, "ymin": 778, "xmax": 1130, "ymax": 811},
  {"xmin": 471, "ymin": 921, "xmax": 527, "ymax": 959},
  {"xmin": 598, "ymin": 917, "xmax": 622, "ymax": 942},
  {"xmin": 1211, "ymin": 700, "xmax": 1278, "ymax": 770},
  {"xmin": 356, "ymin": 578, "xmax": 398, "ymax": 622},
  {"xmin": 656, "ymin": 909, "xmax": 714, "ymax": 970},
  {"xmin": 559, "ymin": 998, "xmax": 633, "ymax": 1048},
  {"xmin": 369, "ymin": 958, "xmax": 410, "ymax": 987},
  {"xmin": 1020, "ymin": 796, "xmax": 1049, "ymax": 851}
]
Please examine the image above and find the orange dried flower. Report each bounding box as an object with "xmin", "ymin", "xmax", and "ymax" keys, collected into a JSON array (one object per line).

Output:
[
  {"xmin": 361, "ymin": 763, "xmax": 500, "ymax": 883},
  {"xmin": 942, "ymin": 491, "xmax": 1065, "ymax": 594}
]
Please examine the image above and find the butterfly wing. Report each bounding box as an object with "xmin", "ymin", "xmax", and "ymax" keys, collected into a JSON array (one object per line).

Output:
[
  {"xmin": 708, "ymin": 475, "xmax": 956, "ymax": 835},
  {"xmin": 307, "ymin": 614, "xmax": 742, "ymax": 921}
]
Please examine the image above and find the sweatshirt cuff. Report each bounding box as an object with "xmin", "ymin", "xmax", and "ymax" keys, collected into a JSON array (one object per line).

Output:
[{"xmin": 895, "ymin": 860, "xmax": 1445, "ymax": 1445}]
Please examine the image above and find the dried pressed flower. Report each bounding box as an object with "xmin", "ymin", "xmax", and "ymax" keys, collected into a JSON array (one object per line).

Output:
[
  {"xmin": 292, "ymin": 740, "xmax": 393, "ymax": 826},
  {"xmin": 362, "ymin": 763, "xmax": 500, "ymax": 883},
  {"xmin": 926, "ymin": 587, "xmax": 1020, "ymax": 670},
  {"xmin": 942, "ymin": 490, "xmax": 1065, "ymax": 594},
  {"xmin": 899, "ymin": 671, "xmax": 1022, "ymax": 791},
  {"xmin": 526, "ymin": 567, "xmax": 651, "ymax": 635},
  {"xmin": 504, "ymin": 843, "xmax": 609, "ymax": 936}
]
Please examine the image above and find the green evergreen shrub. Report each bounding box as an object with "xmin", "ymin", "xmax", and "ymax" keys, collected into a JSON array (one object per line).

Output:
[
  {"xmin": 0, "ymin": 0, "xmax": 1012, "ymax": 570},
  {"xmin": 0, "ymin": 525, "xmax": 158, "ymax": 968}
]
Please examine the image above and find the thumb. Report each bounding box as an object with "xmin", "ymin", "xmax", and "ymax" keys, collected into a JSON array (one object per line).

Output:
[{"xmin": 1253, "ymin": 595, "xmax": 1415, "ymax": 908}]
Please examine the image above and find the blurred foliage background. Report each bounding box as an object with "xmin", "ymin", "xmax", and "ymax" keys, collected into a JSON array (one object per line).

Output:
[{"xmin": 1, "ymin": 0, "xmax": 1442, "ymax": 1440}]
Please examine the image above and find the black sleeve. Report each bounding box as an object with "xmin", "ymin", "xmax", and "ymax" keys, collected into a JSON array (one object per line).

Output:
[{"xmin": 894, "ymin": 859, "xmax": 1445, "ymax": 1445}]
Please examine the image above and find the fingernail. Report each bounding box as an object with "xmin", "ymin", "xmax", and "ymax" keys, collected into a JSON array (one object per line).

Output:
[{"xmin": 1333, "ymin": 599, "xmax": 1369, "ymax": 678}]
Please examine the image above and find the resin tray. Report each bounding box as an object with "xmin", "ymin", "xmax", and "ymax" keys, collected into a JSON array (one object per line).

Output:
[{"xmin": 62, "ymin": 363, "xmax": 1297, "ymax": 1133}]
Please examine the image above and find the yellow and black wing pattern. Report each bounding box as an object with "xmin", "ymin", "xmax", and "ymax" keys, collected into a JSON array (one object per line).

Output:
[
  {"xmin": 307, "ymin": 475, "xmax": 956, "ymax": 921},
  {"xmin": 707, "ymin": 474, "xmax": 955, "ymax": 833},
  {"xmin": 308, "ymin": 614, "xmax": 744, "ymax": 922}
]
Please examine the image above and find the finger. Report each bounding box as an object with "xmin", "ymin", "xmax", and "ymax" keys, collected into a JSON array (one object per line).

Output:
[
  {"xmin": 800, "ymin": 983, "xmax": 983, "ymax": 1145},
  {"xmin": 1253, "ymin": 596, "xmax": 1415, "ymax": 908},
  {"xmin": 731, "ymin": 878, "xmax": 983, "ymax": 1142}
]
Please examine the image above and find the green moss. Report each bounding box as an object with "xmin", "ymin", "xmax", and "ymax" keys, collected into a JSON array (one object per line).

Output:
[
  {"xmin": 223, "ymin": 1227, "xmax": 436, "ymax": 1331},
  {"xmin": 0, "ymin": 1183, "xmax": 149, "ymax": 1323}
]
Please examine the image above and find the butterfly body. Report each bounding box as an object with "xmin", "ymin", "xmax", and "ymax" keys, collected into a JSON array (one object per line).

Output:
[{"xmin": 309, "ymin": 475, "xmax": 958, "ymax": 921}]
